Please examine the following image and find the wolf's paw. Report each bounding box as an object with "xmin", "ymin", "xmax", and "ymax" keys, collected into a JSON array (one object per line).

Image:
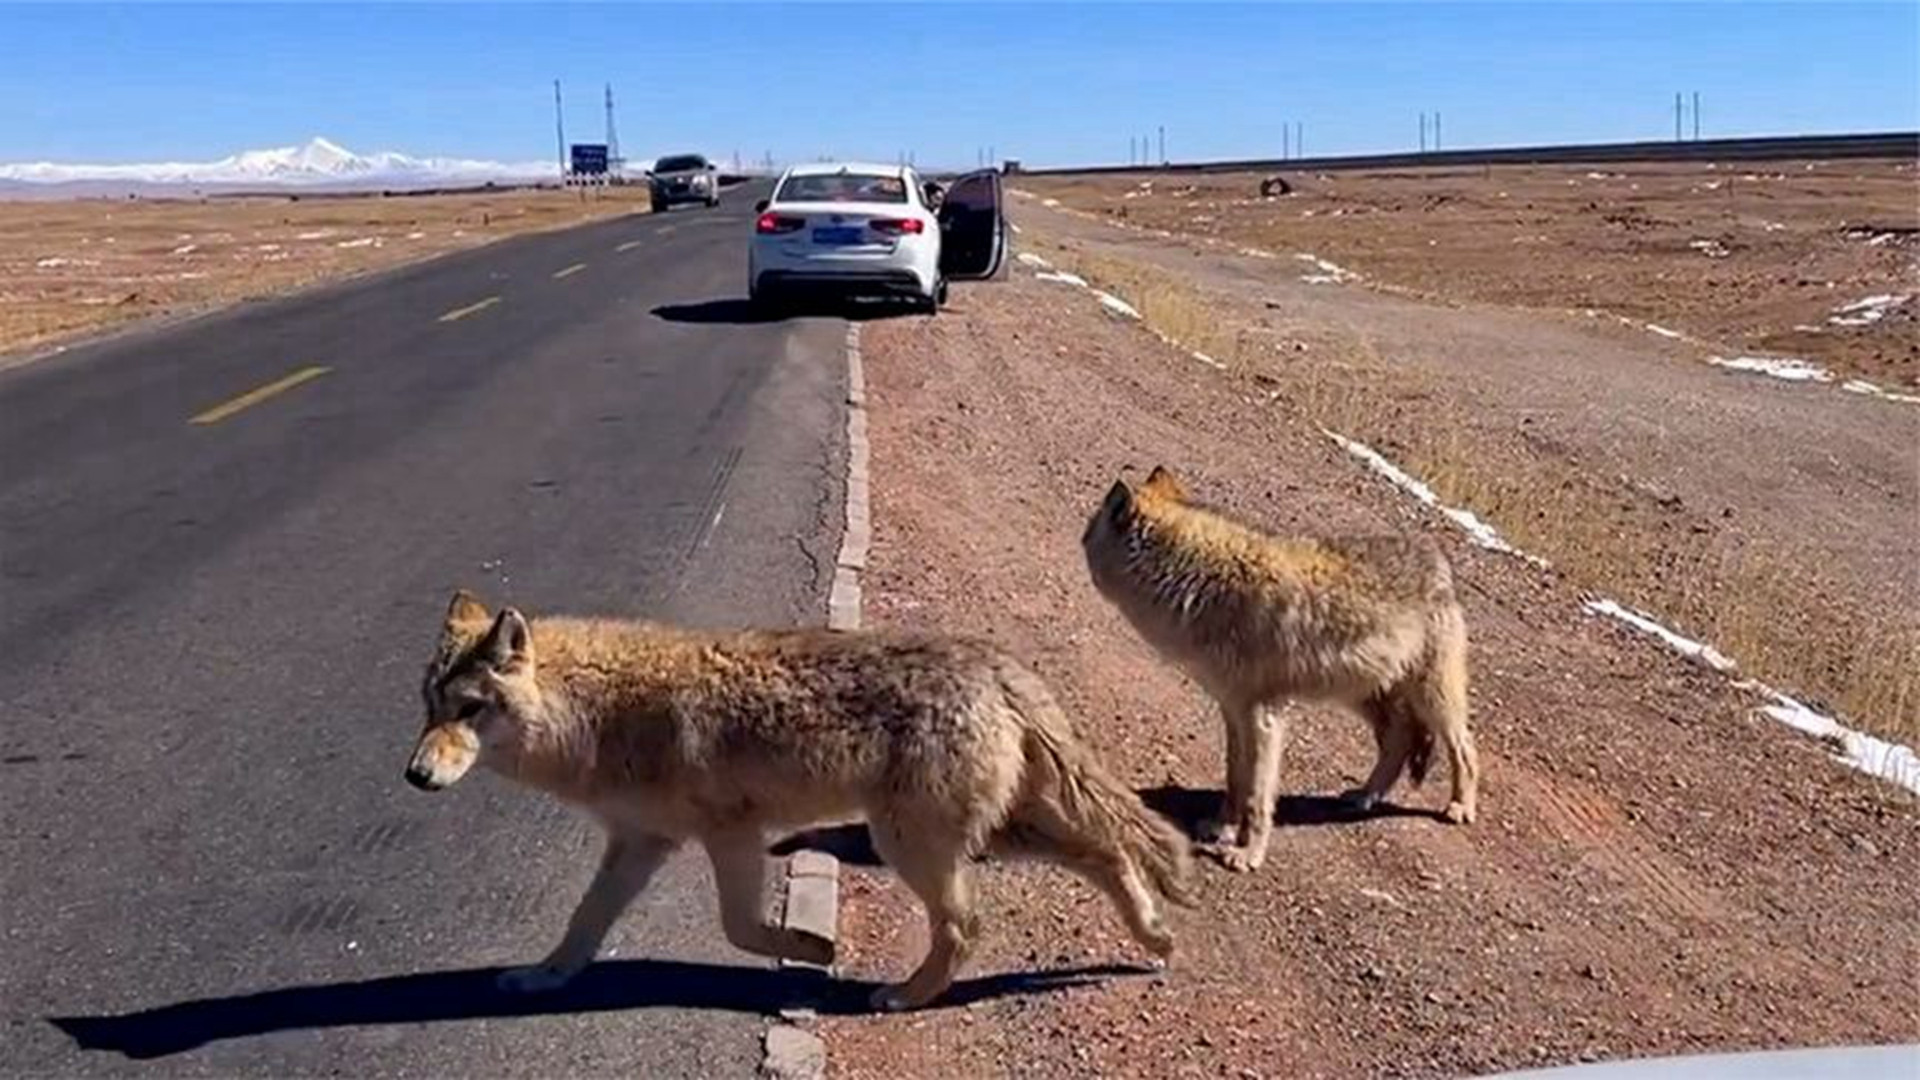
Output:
[
  {"xmin": 1442, "ymin": 800, "xmax": 1477, "ymax": 825},
  {"xmin": 1214, "ymin": 842, "xmax": 1267, "ymax": 874},
  {"xmin": 1141, "ymin": 926, "xmax": 1176, "ymax": 964},
  {"xmin": 496, "ymin": 964, "xmax": 575, "ymax": 995}
]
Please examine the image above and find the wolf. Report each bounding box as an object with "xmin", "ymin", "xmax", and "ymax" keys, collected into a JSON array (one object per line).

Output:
[
  {"xmin": 1080, "ymin": 466, "xmax": 1481, "ymax": 872},
  {"xmin": 404, "ymin": 591, "xmax": 1192, "ymax": 1011}
]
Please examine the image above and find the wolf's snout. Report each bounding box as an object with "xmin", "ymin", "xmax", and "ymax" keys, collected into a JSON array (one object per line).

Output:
[{"xmin": 404, "ymin": 763, "xmax": 443, "ymax": 791}]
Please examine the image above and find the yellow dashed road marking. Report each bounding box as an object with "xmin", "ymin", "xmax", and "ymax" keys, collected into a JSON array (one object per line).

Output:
[
  {"xmin": 437, "ymin": 296, "xmax": 501, "ymax": 323},
  {"xmin": 616, "ymin": 240, "xmax": 644, "ymax": 252},
  {"xmin": 190, "ymin": 365, "xmax": 330, "ymax": 425},
  {"xmin": 552, "ymin": 263, "xmax": 588, "ymax": 280}
]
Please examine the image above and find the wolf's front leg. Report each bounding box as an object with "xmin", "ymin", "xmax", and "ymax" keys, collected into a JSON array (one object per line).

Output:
[
  {"xmin": 498, "ymin": 831, "xmax": 678, "ymax": 994},
  {"xmin": 1218, "ymin": 703, "xmax": 1290, "ymax": 873},
  {"xmin": 1200, "ymin": 701, "xmax": 1250, "ymax": 848},
  {"xmin": 705, "ymin": 830, "xmax": 836, "ymax": 967}
]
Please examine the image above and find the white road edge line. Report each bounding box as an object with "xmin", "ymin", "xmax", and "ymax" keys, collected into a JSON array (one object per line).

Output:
[{"xmin": 763, "ymin": 324, "xmax": 866, "ymax": 1080}]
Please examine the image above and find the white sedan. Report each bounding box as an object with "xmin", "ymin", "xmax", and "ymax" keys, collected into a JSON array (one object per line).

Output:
[{"xmin": 748, "ymin": 162, "xmax": 1007, "ymax": 313}]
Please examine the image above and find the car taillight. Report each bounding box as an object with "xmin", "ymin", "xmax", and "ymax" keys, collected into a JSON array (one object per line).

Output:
[
  {"xmin": 871, "ymin": 218, "xmax": 925, "ymax": 235},
  {"xmin": 757, "ymin": 212, "xmax": 804, "ymax": 234}
]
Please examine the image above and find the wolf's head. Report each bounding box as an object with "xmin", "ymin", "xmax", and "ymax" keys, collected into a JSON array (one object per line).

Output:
[
  {"xmin": 1082, "ymin": 465, "xmax": 1182, "ymax": 588},
  {"xmin": 405, "ymin": 590, "xmax": 539, "ymax": 792},
  {"xmin": 1082, "ymin": 465, "xmax": 1187, "ymax": 549}
]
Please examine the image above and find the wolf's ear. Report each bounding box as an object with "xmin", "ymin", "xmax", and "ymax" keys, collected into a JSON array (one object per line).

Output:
[
  {"xmin": 445, "ymin": 589, "xmax": 490, "ymax": 627},
  {"xmin": 1102, "ymin": 479, "xmax": 1134, "ymax": 520},
  {"xmin": 438, "ymin": 589, "xmax": 492, "ymax": 655},
  {"xmin": 1141, "ymin": 465, "xmax": 1186, "ymax": 501},
  {"xmin": 479, "ymin": 608, "xmax": 534, "ymax": 670}
]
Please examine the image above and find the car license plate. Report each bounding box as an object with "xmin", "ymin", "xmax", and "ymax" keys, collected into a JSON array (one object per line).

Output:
[{"xmin": 813, "ymin": 226, "xmax": 864, "ymax": 245}]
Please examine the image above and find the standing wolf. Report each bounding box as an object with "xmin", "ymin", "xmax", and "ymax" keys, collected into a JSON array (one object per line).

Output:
[
  {"xmin": 1081, "ymin": 467, "xmax": 1481, "ymax": 872},
  {"xmin": 404, "ymin": 591, "xmax": 1191, "ymax": 1011}
]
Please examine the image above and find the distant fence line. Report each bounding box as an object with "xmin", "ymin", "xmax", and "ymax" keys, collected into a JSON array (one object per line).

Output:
[{"xmin": 1016, "ymin": 131, "xmax": 1919, "ymax": 178}]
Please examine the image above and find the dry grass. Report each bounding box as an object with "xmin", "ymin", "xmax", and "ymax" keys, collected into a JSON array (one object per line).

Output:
[
  {"xmin": 1030, "ymin": 236, "xmax": 1920, "ymax": 746},
  {"xmin": 0, "ymin": 185, "xmax": 653, "ymax": 356},
  {"xmin": 1025, "ymin": 160, "xmax": 1920, "ymax": 389}
]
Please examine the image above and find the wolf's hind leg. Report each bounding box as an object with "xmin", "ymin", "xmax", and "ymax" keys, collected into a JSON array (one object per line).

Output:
[
  {"xmin": 499, "ymin": 831, "xmax": 677, "ymax": 994},
  {"xmin": 867, "ymin": 818, "xmax": 978, "ymax": 1012},
  {"xmin": 1346, "ymin": 695, "xmax": 1415, "ymax": 811},
  {"xmin": 705, "ymin": 829, "xmax": 835, "ymax": 967}
]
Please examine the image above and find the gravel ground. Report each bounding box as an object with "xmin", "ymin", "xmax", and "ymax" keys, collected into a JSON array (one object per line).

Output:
[{"xmin": 813, "ymin": 268, "xmax": 1917, "ymax": 1079}]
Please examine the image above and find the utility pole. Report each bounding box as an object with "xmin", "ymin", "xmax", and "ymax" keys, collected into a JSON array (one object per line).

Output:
[
  {"xmin": 1283, "ymin": 123, "xmax": 1290, "ymax": 160},
  {"xmin": 1692, "ymin": 91, "xmax": 1701, "ymax": 140},
  {"xmin": 553, "ymin": 79, "xmax": 567, "ymax": 180},
  {"xmin": 1129, "ymin": 135, "xmax": 1137, "ymax": 165},
  {"xmin": 1157, "ymin": 125, "xmax": 1165, "ymax": 164},
  {"xmin": 1420, "ymin": 112, "xmax": 1428, "ymax": 153},
  {"xmin": 1674, "ymin": 92, "xmax": 1683, "ymax": 141},
  {"xmin": 604, "ymin": 83, "xmax": 620, "ymax": 174}
]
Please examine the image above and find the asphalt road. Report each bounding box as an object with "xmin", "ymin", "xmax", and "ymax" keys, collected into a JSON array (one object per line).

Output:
[{"xmin": 0, "ymin": 183, "xmax": 855, "ymax": 1076}]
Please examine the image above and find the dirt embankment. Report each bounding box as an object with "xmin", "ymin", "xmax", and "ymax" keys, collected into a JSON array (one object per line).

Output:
[
  {"xmin": 815, "ymin": 269, "xmax": 1917, "ymax": 1079},
  {"xmin": 1003, "ymin": 196, "xmax": 1918, "ymax": 753},
  {"xmin": 1023, "ymin": 160, "xmax": 1919, "ymax": 390},
  {"xmin": 0, "ymin": 186, "xmax": 652, "ymax": 357}
]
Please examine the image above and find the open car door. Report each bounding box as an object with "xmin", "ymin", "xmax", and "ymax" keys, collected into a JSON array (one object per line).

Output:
[{"xmin": 936, "ymin": 170, "xmax": 1007, "ymax": 281}]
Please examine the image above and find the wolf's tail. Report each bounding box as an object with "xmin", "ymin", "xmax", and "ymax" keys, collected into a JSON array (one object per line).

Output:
[{"xmin": 997, "ymin": 670, "xmax": 1194, "ymax": 907}]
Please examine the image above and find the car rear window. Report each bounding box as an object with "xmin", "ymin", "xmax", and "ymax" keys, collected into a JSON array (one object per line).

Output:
[
  {"xmin": 654, "ymin": 155, "xmax": 707, "ymax": 172},
  {"xmin": 775, "ymin": 173, "xmax": 908, "ymax": 204}
]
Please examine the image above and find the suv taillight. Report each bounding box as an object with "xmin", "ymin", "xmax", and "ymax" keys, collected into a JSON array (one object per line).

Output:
[
  {"xmin": 871, "ymin": 218, "xmax": 925, "ymax": 235},
  {"xmin": 757, "ymin": 212, "xmax": 805, "ymax": 235}
]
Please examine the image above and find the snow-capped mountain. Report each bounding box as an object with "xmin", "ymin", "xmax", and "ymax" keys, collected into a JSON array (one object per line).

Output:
[{"xmin": 0, "ymin": 137, "xmax": 556, "ymax": 187}]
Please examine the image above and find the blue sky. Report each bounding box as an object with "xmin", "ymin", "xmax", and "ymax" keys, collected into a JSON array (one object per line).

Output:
[{"xmin": 2, "ymin": 2, "xmax": 1914, "ymax": 168}]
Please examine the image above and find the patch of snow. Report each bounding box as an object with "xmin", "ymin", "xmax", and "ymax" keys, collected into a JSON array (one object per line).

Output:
[
  {"xmin": 405, "ymin": 231, "xmax": 427, "ymax": 240},
  {"xmin": 1842, "ymin": 380, "xmax": 1920, "ymax": 405},
  {"xmin": 1745, "ymin": 687, "xmax": 1920, "ymax": 796},
  {"xmin": 1644, "ymin": 323, "xmax": 1685, "ymax": 340},
  {"xmin": 335, "ymin": 237, "xmax": 380, "ymax": 249},
  {"xmin": 1190, "ymin": 350, "xmax": 1225, "ymax": 369},
  {"xmin": 1582, "ymin": 599, "xmax": 1735, "ymax": 672},
  {"xmin": 1707, "ymin": 355, "xmax": 1832, "ymax": 383},
  {"xmin": 1688, "ymin": 238, "xmax": 1730, "ymax": 258},
  {"xmin": 1041, "ymin": 198, "xmax": 1061, "ymax": 208},
  {"xmin": 1865, "ymin": 232, "xmax": 1898, "ymax": 247},
  {"xmin": 1587, "ymin": 599, "xmax": 1920, "ymax": 795},
  {"xmin": 35, "ymin": 256, "xmax": 97, "ymax": 268},
  {"xmin": 1323, "ymin": 431, "xmax": 1548, "ymax": 567},
  {"xmin": 171, "ymin": 243, "xmax": 197, "ymax": 255},
  {"xmin": 1015, "ymin": 252, "xmax": 1053, "ymax": 270},
  {"xmin": 295, "ymin": 230, "xmax": 335, "ymax": 241},
  {"xmin": 1034, "ymin": 270, "xmax": 1087, "ymax": 287},
  {"xmin": 1009, "ymin": 223, "xmax": 1023, "ymax": 235},
  {"xmin": 1827, "ymin": 293, "xmax": 1910, "ymax": 328},
  {"xmin": 1096, "ymin": 291, "xmax": 1141, "ymax": 319},
  {"xmin": 254, "ymin": 243, "xmax": 282, "ymax": 252},
  {"xmin": 1296, "ymin": 253, "xmax": 1359, "ymax": 285}
]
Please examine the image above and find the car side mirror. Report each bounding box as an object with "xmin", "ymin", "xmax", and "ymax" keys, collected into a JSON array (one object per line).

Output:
[{"xmin": 754, "ymin": 199, "xmax": 770, "ymax": 214}]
